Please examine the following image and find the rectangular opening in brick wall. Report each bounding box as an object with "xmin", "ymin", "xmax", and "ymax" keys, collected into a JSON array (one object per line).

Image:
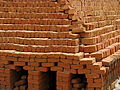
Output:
[
  {"xmin": 71, "ymin": 74, "xmax": 87, "ymax": 90},
  {"xmin": 47, "ymin": 71, "xmax": 56, "ymax": 90},
  {"xmin": 28, "ymin": 71, "xmax": 56, "ymax": 90},
  {"xmin": 13, "ymin": 66, "xmax": 28, "ymax": 90}
]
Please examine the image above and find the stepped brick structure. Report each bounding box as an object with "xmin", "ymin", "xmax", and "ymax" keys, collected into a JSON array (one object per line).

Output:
[{"xmin": 0, "ymin": 0, "xmax": 120, "ymax": 90}]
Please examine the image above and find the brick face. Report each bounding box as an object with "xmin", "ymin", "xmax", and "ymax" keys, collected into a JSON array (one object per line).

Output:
[{"xmin": 0, "ymin": 0, "xmax": 119, "ymax": 90}]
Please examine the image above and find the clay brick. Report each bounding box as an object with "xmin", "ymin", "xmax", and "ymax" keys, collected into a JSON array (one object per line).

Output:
[
  {"xmin": 14, "ymin": 62, "xmax": 26, "ymax": 66},
  {"xmin": 91, "ymin": 67, "xmax": 107, "ymax": 74},
  {"xmin": 79, "ymin": 45, "xmax": 84, "ymax": 52},
  {"xmin": 81, "ymin": 37, "xmax": 97, "ymax": 45},
  {"xmin": 58, "ymin": 62, "xmax": 71, "ymax": 69},
  {"xmin": 96, "ymin": 43, "xmax": 104, "ymax": 50},
  {"xmin": 28, "ymin": 71, "xmax": 41, "ymax": 76},
  {"xmin": 73, "ymin": 83, "xmax": 85, "ymax": 88},
  {"xmin": 87, "ymin": 79, "xmax": 94, "ymax": 83},
  {"xmin": 72, "ymin": 27, "xmax": 85, "ymax": 33},
  {"xmin": 35, "ymin": 58, "xmax": 46, "ymax": 63},
  {"xmin": 64, "ymin": 68, "xmax": 77, "ymax": 74},
  {"xmin": 72, "ymin": 60, "xmax": 80, "ymax": 64},
  {"xmin": 94, "ymin": 78, "xmax": 102, "ymax": 83},
  {"xmin": 80, "ymin": 58, "xmax": 96, "ymax": 65},
  {"xmin": 28, "ymin": 62, "xmax": 40, "ymax": 67},
  {"xmin": 23, "ymin": 66, "xmax": 34, "ymax": 71},
  {"xmin": 5, "ymin": 65, "xmax": 16, "ymax": 69},
  {"xmin": 88, "ymin": 82, "xmax": 102, "ymax": 88},
  {"xmin": 78, "ymin": 69, "xmax": 91, "ymax": 74},
  {"xmin": 86, "ymin": 74, "xmax": 100, "ymax": 79},
  {"xmin": 71, "ymin": 65, "xmax": 82, "ymax": 69},
  {"xmin": 92, "ymin": 62, "xmax": 102, "ymax": 69},
  {"xmin": 51, "ymin": 66, "xmax": 63, "ymax": 71},
  {"xmin": 18, "ymin": 57, "xmax": 29, "ymax": 62},
  {"xmin": 84, "ymin": 45, "xmax": 97, "ymax": 53},
  {"xmin": 41, "ymin": 62, "xmax": 55, "ymax": 67},
  {"xmin": 60, "ymin": 59, "xmax": 73, "ymax": 64},
  {"xmin": 90, "ymin": 52, "xmax": 104, "ymax": 61},
  {"xmin": 84, "ymin": 53, "xmax": 91, "ymax": 58},
  {"xmin": 47, "ymin": 58, "xmax": 60, "ymax": 62}
]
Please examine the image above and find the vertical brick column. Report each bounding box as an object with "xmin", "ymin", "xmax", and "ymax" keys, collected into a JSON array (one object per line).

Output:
[
  {"xmin": 28, "ymin": 71, "xmax": 50, "ymax": 90},
  {"xmin": 0, "ymin": 68, "xmax": 14, "ymax": 90},
  {"xmin": 56, "ymin": 71, "xmax": 72, "ymax": 90}
]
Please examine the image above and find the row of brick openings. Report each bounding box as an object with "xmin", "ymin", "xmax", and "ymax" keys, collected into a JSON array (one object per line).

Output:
[
  {"xmin": 0, "ymin": 66, "xmax": 87, "ymax": 90},
  {"xmin": 0, "ymin": 0, "xmax": 119, "ymax": 90}
]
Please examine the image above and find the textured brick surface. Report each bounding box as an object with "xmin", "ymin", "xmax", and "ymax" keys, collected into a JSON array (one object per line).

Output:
[{"xmin": 0, "ymin": 0, "xmax": 119, "ymax": 90}]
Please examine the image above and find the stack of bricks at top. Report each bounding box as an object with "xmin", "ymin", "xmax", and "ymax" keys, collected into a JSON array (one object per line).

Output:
[{"xmin": 0, "ymin": 0, "xmax": 119, "ymax": 90}]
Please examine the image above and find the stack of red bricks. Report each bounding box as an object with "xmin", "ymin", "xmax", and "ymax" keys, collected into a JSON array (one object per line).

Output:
[
  {"xmin": 71, "ymin": 75, "xmax": 87, "ymax": 90},
  {"xmin": 0, "ymin": 68, "xmax": 14, "ymax": 89},
  {"xmin": 57, "ymin": 72, "xmax": 72, "ymax": 90},
  {"xmin": 0, "ymin": 0, "xmax": 119, "ymax": 90},
  {"xmin": 102, "ymin": 50, "xmax": 120, "ymax": 90},
  {"xmin": 28, "ymin": 71, "xmax": 48, "ymax": 90}
]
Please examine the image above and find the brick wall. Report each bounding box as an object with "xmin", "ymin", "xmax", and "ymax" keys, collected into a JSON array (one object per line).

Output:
[{"xmin": 0, "ymin": 0, "xmax": 119, "ymax": 90}]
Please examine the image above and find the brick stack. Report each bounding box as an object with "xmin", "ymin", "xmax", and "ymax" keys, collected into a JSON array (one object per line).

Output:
[
  {"xmin": 28, "ymin": 71, "xmax": 48, "ymax": 90},
  {"xmin": 28, "ymin": 71, "xmax": 56, "ymax": 90},
  {"xmin": 102, "ymin": 50, "xmax": 120, "ymax": 90},
  {"xmin": 71, "ymin": 75, "xmax": 87, "ymax": 90},
  {"xmin": 57, "ymin": 72, "xmax": 72, "ymax": 90},
  {"xmin": 0, "ymin": 0, "xmax": 119, "ymax": 90},
  {"xmin": 0, "ymin": 68, "xmax": 13, "ymax": 90}
]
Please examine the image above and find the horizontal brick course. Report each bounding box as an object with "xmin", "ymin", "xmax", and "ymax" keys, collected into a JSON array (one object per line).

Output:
[{"xmin": 0, "ymin": 0, "xmax": 119, "ymax": 90}]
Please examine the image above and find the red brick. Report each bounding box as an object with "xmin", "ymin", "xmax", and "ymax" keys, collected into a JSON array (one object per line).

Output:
[
  {"xmin": 41, "ymin": 62, "xmax": 55, "ymax": 67},
  {"xmin": 84, "ymin": 45, "xmax": 97, "ymax": 53},
  {"xmin": 51, "ymin": 66, "xmax": 63, "ymax": 71},
  {"xmin": 14, "ymin": 62, "xmax": 26, "ymax": 66}
]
